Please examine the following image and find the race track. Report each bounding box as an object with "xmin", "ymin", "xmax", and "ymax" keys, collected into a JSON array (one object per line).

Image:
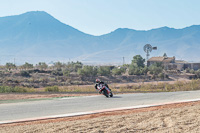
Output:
[{"xmin": 1, "ymin": 90, "xmax": 200, "ymax": 124}]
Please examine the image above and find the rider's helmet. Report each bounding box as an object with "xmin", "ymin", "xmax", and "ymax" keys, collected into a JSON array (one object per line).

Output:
[{"xmin": 96, "ymin": 78, "xmax": 101, "ymax": 83}]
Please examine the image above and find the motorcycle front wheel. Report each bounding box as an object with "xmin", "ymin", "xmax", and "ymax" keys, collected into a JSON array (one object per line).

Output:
[{"xmin": 110, "ymin": 92, "xmax": 113, "ymax": 97}]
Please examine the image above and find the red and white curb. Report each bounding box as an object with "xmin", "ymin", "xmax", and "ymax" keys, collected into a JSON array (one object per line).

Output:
[{"xmin": 1, "ymin": 98, "xmax": 200, "ymax": 125}]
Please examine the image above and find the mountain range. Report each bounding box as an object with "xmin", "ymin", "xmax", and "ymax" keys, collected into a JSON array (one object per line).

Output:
[{"xmin": 0, "ymin": 11, "xmax": 200, "ymax": 65}]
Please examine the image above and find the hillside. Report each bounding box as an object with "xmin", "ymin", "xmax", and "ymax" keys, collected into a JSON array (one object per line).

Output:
[{"xmin": 0, "ymin": 11, "xmax": 200, "ymax": 64}]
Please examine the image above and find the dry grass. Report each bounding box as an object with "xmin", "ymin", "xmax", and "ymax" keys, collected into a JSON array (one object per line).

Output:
[
  {"xmin": 111, "ymin": 79, "xmax": 200, "ymax": 92},
  {"xmin": 1, "ymin": 79, "xmax": 199, "ymax": 93}
]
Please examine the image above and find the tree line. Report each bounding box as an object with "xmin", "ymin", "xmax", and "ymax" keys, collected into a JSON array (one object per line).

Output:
[{"xmin": 0, "ymin": 55, "xmax": 166, "ymax": 78}]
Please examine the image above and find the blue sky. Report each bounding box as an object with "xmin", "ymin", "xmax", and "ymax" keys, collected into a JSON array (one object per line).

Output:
[{"xmin": 0, "ymin": 0, "xmax": 200, "ymax": 35}]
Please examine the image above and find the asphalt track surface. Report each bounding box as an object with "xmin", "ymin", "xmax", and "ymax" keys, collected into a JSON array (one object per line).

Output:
[{"xmin": 1, "ymin": 90, "xmax": 200, "ymax": 124}]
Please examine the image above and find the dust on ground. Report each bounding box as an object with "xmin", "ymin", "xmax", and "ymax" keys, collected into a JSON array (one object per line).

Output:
[{"xmin": 0, "ymin": 101, "xmax": 200, "ymax": 133}]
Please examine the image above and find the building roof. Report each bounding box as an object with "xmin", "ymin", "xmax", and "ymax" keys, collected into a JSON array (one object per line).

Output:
[
  {"xmin": 175, "ymin": 60, "xmax": 188, "ymax": 63},
  {"xmin": 148, "ymin": 56, "xmax": 175, "ymax": 63}
]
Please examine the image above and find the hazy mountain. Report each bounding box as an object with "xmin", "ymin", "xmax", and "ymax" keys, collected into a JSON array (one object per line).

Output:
[{"xmin": 0, "ymin": 11, "xmax": 200, "ymax": 65}]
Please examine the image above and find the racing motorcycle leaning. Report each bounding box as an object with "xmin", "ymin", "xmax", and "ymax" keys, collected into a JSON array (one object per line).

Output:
[{"xmin": 96, "ymin": 83, "xmax": 113, "ymax": 98}]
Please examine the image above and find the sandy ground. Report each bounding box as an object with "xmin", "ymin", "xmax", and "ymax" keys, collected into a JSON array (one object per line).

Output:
[{"xmin": 1, "ymin": 101, "xmax": 200, "ymax": 133}]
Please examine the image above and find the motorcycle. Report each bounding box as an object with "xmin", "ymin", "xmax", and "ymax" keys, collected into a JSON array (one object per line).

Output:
[{"xmin": 97, "ymin": 84, "xmax": 113, "ymax": 98}]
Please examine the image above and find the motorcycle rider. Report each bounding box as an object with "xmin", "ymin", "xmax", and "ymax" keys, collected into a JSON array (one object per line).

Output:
[{"xmin": 95, "ymin": 78, "xmax": 111, "ymax": 93}]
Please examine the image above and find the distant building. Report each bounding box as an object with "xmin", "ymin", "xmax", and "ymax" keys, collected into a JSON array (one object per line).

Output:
[
  {"xmin": 147, "ymin": 56, "xmax": 175, "ymax": 67},
  {"xmin": 148, "ymin": 56, "xmax": 200, "ymax": 71},
  {"xmin": 173, "ymin": 60, "xmax": 200, "ymax": 71},
  {"xmin": 182, "ymin": 63, "xmax": 200, "ymax": 71}
]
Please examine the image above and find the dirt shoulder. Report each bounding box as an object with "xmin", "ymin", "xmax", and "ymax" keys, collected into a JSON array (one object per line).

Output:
[{"xmin": 1, "ymin": 101, "xmax": 200, "ymax": 133}]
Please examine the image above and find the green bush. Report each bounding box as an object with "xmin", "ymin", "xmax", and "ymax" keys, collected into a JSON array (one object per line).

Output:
[
  {"xmin": 190, "ymin": 69, "xmax": 195, "ymax": 74},
  {"xmin": 195, "ymin": 69, "xmax": 200, "ymax": 78},
  {"xmin": 128, "ymin": 65, "xmax": 143, "ymax": 75},
  {"xmin": 77, "ymin": 66, "xmax": 97, "ymax": 76},
  {"xmin": 63, "ymin": 70, "xmax": 70, "ymax": 77},
  {"xmin": 158, "ymin": 73, "xmax": 164, "ymax": 79},
  {"xmin": 37, "ymin": 62, "xmax": 48, "ymax": 70},
  {"xmin": 45, "ymin": 86, "xmax": 59, "ymax": 92},
  {"xmin": 98, "ymin": 66, "xmax": 111, "ymax": 76},
  {"xmin": 6, "ymin": 63, "xmax": 16, "ymax": 70},
  {"xmin": 131, "ymin": 55, "xmax": 145, "ymax": 68},
  {"xmin": 21, "ymin": 62, "xmax": 34, "ymax": 70},
  {"xmin": 149, "ymin": 64, "xmax": 163, "ymax": 75},
  {"xmin": 112, "ymin": 67, "xmax": 122, "ymax": 75},
  {"xmin": 0, "ymin": 86, "xmax": 32, "ymax": 93},
  {"xmin": 66, "ymin": 61, "xmax": 83, "ymax": 72}
]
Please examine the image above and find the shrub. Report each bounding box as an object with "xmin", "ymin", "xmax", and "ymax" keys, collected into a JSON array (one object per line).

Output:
[
  {"xmin": 77, "ymin": 66, "xmax": 97, "ymax": 76},
  {"xmin": 20, "ymin": 71, "xmax": 31, "ymax": 77},
  {"xmin": 36, "ymin": 62, "xmax": 48, "ymax": 70},
  {"xmin": 53, "ymin": 62, "xmax": 64, "ymax": 70},
  {"xmin": 141, "ymin": 66, "xmax": 148, "ymax": 75},
  {"xmin": 45, "ymin": 86, "xmax": 59, "ymax": 92},
  {"xmin": 72, "ymin": 62, "xmax": 83, "ymax": 72},
  {"xmin": 149, "ymin": 64, "xmax": 163, "ymax": 75},
  {"xmin": 66, "ymin": 61, "xmax": 83, "ymax": 72},
  {"xmin": 97, "ymin": 66, "xmax": 111, "ymax": 76},
  {"xmin": 111, "ymin": 67, "xmax": 122, "ymax": 75},
  {"xmin": 158, "ymin": 73, "xmax": 164, "ymax": 79},
  {"xmin": 185, "ymin": 68, "xmax": 190, "ymax": 73},
  {"xmin": 6, "ymin": 63, "xmax": 16, "ymax": 70},
  {"xmin": 131, "ymin": 55, "xmax": 145, "ymax": 68},
  {"xmin": 63, "ymin": 70, "xmax": 70, "ymax": 77},
  {"xmin": 51, "ymin": 70, "xmax": 63, "ymax": 76},
  {"xmin": 0, "ymin": 86, "xmax": 33, "ymax": 93},
  {"xmin": 20, "ymin": 62, "xmax": 34, "ymax": 70},
  {"xmin": 190, "ymin": 69, "xmax": 195, "ymax": 74},
  {"xmin": 128, "ymin": 65, "xmax": 142, "ymax": 75},
  {"xmin": 195, "ymin": 69, "xmax": 200, "ymax": 78}
]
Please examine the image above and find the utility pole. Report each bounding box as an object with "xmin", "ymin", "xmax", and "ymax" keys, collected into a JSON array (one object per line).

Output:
[{"xmin": 123, "ymin": 57, "xmax": 125, "ymax": 65}]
